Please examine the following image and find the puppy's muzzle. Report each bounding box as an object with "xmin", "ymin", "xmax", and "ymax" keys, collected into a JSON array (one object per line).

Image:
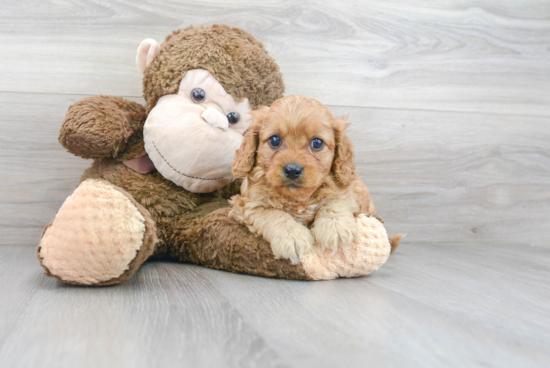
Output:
[{"xmin": 283, "ymin": 163, "xmax": 303, "ymax": 180}]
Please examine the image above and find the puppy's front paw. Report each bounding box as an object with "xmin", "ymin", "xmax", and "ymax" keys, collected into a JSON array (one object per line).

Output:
[
  {"xmin": 270, "ymin": 225, "xmax": 314, "ymax": 264},
  {"xmin": 312, "ymin": 215, "xmax": 358, "ymax": 252}
]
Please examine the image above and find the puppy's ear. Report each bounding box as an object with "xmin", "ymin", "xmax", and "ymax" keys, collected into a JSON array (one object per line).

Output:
[
  {"xmin": 232, "ymin": 106, "xmax": 268, "ymax": 178},
  {"xmin": 331, "ymin": 117, "xmax": 356, "ymax": 186}
]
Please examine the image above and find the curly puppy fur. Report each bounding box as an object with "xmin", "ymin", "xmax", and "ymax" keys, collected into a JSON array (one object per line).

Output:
[
  {"xmin": 230, "ymin": 95, "xmax": 378, "ymax": 264},
  {"xmin": 143, "ymin": 24, "xmax": 285, "ymax": 114}
]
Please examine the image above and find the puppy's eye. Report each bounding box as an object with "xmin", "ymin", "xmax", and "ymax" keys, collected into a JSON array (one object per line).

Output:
[
  {"xmin": 310, "ymin": 138, "xmax": 324, "ymax": 151},
  {"xmin": 191, "ymin": 88, "xmax": 206, "ymax": 103},
  {"xmin": 268, "ymin": 135, "xmax": 282, "ymax": 148},
  {"xmin": 227, "ymin": 112, "xmax": 239, "ymax": 124}
]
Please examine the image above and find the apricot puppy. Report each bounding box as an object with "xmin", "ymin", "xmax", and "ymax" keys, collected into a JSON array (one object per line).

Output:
[{"xmin": 229, "ymin": 95, "xmax": 376, "ymax": 264}]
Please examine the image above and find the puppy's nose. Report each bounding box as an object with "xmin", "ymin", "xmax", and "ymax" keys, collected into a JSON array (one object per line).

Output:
[{"xmin": 284, "ymin": 164, "xmax": 303, "ymax": 180}]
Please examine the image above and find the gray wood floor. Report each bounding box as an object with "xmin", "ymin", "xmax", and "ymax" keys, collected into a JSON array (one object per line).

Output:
[
  {"xmin": 1, "ymin": 243, "xmax": 549, "ymax": 368},
  {"xmin": 1, "ymin": 1, "xmax": 549, "ymax": 367}
]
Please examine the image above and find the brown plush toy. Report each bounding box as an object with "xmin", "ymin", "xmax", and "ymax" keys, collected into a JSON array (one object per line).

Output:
[{"xmin": 37, "ymin": 25, "xmax": 399, "ymax": 286}]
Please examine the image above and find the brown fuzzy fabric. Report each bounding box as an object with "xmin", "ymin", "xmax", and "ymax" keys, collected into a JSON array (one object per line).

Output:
[
  {"xmin": 168, "ymin": 208, "xmax": 308, "ymax": 280},
  {"xmin": 142, "ymin": 25, "xmax": 285, "ymax": 113},
  {"xmin": 38, "ymin": 25, "xmax": 313, "ymax": 286},
  {"xmin": 72, "ymin": 159, "xmax": 304, "ymax": 279},
  {"xmin": 97, "ymin": 183, "xmax": 159, "ymax": 286},
  {"xmin": 60, "ymin": 96, "xmax": 147, "ymax": 159},
  {"xmin": 79, "ymin": 159, "xmax": 240, "ymax": 253}
]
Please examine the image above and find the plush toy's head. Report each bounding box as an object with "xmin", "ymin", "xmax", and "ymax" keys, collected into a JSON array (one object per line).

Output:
[{"xmin": 136, "ymin": 25, "xmax": 285, "ymax": 193}]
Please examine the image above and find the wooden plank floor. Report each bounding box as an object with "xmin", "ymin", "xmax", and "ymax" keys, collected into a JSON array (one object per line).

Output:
[
  {"xmin": 1, "ymin": 243, "xmax": 549, "ymax": 368},
  {"xmin": 1, "ymin": 1, "xmax": 549, "ymax": 367},
  {"xmin": 1, "ymin": 0, "xmax": 549, "ymax": 246}
]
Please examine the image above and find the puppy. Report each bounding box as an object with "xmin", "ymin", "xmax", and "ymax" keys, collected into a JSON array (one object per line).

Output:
[{"xmin": 229, "ymin": 95, "xmax": 378, "ymax": 264}]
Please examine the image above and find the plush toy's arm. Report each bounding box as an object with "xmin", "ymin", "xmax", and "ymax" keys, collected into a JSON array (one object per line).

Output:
[
  {"xmin": 167, "ymin": 208, "xmax": 311, "ymax": 280},
  {"xmin": 59, "ymin": 96, "xmax": 147, "ymax": 159},
  {"xmin": 163, "ymin": 208, "xmax": 393, "ymax": 281}
]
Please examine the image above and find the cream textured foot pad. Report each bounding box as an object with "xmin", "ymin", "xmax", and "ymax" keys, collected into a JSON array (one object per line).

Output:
[
  {"xmin": 301, "ymin": 214, "xmax": 391, "ymax": 280},
  {"xmin": 38, "ymin": 179, "xmax": 148, "ymax": 285}
]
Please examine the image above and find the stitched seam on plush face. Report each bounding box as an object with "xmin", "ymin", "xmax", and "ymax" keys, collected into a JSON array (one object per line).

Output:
[
  {"xmin": 151, "ymin": 140, "xmax": 229, "ymax": 181},
  {"xmin": 143, "ymin": 69, "xmax": 251, "ymax": 192},
  {"xmin": 184, "ymin": 119, "xmax": 213, "ymax": 174}
]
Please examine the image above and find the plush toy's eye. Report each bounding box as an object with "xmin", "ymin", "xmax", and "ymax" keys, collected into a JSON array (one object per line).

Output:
[
  {"xmin": 310, "ymin": 138, "xmax": 324, "ymax": 151},
  {"xmin": 227, "ymin": 112, "xmax": 240, "ymax": 124},
  {"xmin": 268, "ymin": 135, "xmax": 282, "ymax": 148},
  {"xmin": 191, "ymin": 88, "xmax": 206, "ymax": 102}
]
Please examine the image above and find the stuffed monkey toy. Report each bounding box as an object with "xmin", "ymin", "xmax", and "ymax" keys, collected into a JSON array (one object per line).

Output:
[{"xmin": 37, "ymin": 25, "xmax": 397, "ymax": 286}]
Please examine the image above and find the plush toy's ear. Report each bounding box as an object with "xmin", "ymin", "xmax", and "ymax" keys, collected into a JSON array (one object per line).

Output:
[
  {"xmin": 331, "ymin": 117, "xmax": 356, "ymax": 186},
  {"xmin": 232, "ymin": 107, "xmax": 269, "ymax": 178},
  {"xmin": 136, "ymin": 38, "xmax": 160, "ymax": 75}
]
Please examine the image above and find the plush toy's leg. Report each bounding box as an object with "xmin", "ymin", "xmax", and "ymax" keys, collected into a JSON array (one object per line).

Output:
[
  {"xmin": 37, "ymin": 179, "xmax": 157, "ymax": 286},
  {"xmin": 165, "ymin": 209, "xmax": 392, "ymax": 281}
]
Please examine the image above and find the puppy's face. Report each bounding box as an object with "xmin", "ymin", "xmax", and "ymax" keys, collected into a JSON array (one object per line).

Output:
[
  {"xmin": 233, "ymin": 95, "xmax": 355, "ymax": 200},
  {"xmin": 257, "ymin": 98, "xmax": 335, "ymax": 198}
]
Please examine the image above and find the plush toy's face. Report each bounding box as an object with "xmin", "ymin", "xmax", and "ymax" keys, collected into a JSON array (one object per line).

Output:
[{"xmin": 143, "ymin": 69, "xmax": 252, "ymax": 193}]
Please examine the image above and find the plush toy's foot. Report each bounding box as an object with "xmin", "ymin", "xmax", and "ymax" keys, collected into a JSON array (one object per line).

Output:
[
  {"xmin": 37, "ymin": 179, "xmax": 157, "ymax": 286},
  {"xmin": 300, "ymin": 214, "xmax": 391, "ymax": 280}
]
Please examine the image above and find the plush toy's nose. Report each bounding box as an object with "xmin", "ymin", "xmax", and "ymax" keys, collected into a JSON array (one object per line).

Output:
[{"xmin": 201, "ymin": 107, "xmax": 229, "ymax": 131}]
